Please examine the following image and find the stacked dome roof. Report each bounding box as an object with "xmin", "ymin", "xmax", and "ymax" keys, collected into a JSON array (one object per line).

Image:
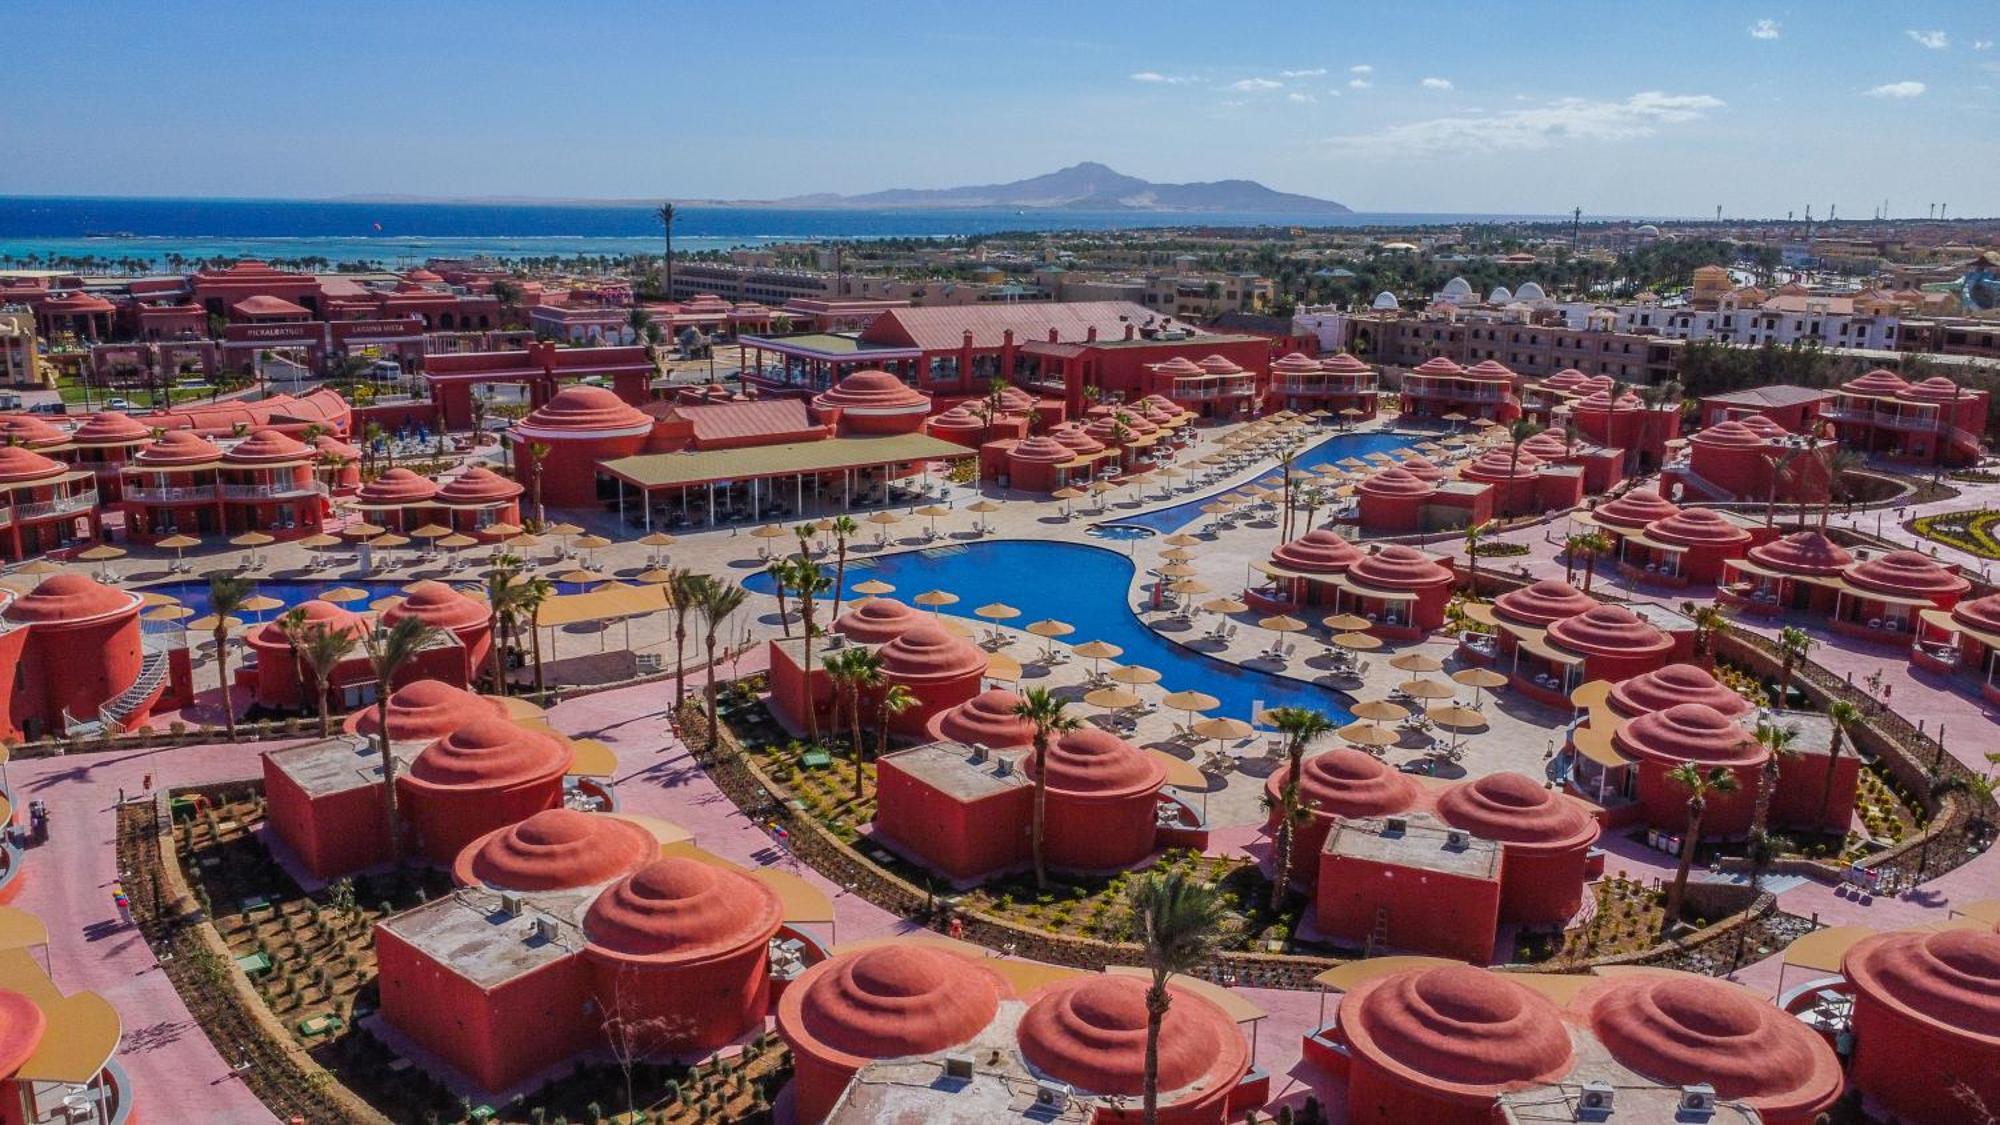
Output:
[
  {"xmin": 1748, "ymin": 531, "xmax": 1852, "ymax": 576},
  {"xmin": 1321, "ymin": 353, "xmax": 1373, "ymax": 376},
  {"xmin": 249, "ymin": 598, "xmax": 364, "ymax": 649},
  {"xmin": 1019, "ymin": 975, "xmax": 1244, "ymax": 1100},
  {"xmin": 1843, "ymin": 927, "xmax": 2000, "ymax": 1044},
  {"xmin": 1463, "ymin": 448, "xmax": 1544, "ymax": 482},
  {"xmin": 929, "ymin": 689, "xmax": 1035, "ymax": 749},
  {"xmin": 925, "ymin": 405, "xmax": 987, "ymax": 441},
  {"xmin": 781, "ymin": 946, "xmax": 1007, "ymax": 1066},
  {"xmin": 1346, "ymin": 545, "xmax": 1453, "ymax": 591},
  {"xmin": 1952, "ymin": 593, "xmax": 2000, "ymax": 636},
  {"xmin": 383, "ymin": 581, "xmax": 491, "ymax": 632},
  {"xmin": 3, "ymin": 573, "xmax": 136, "ymax": 625},
  {"xmin": 70, "ymin": 411, "xmax": 150, "ymax": 446},
  {"xmin": 1609, "ymin": 664, "xmax": 1753, "ymax": 719},
  {"xmin": 222, "ymin": 428, "xmax": 311, "ymax": 464},
  {"xmin": 344, "ymin": 679, "xmax": 508, "ymax": 742},
  {"xmin": 1493, "ymin": 579, "xmax": 1599, "ymax": 627},
  {"xmin": 582, "ymin": 857, "xmax": 782, "ymax": 964},
  {"xmin": 1548, "ymin": 605, "xmax": 1673, "ymax": 660},
  {"xmin": 1270, "ymin": 352, "xmax": 1322, "ymax": 378},
  {"xmin": 356, "ymin": 466, "xmax": 439, "ymax": 505},
  {"xmin": 455, "ymin": 808, "xmax": 657, "ymax": 891},
  {"xmin": 1590, "ymin": 488, "xmax": 1680, "ymax": 530},
  {"xmin": 405, "ymin": 716, "xmax": 573, "ymax": 790},
  {"xmin": 1645, "ymin": 507, "xmax": 1751, "ymax": 548},
  {"xmin": 1342, "ymin": 965, "xmax": 1574, "ymax": 1100},
  {"xmin": 832, "ymin": 597, "xmax": 925, "ymax": 644},
  {"xmin": 1464, "ymin": 359, "xmax": 1518, "ymax": 383},
  {"xmin": 1899, "ymin": 375, "xmax": 1967, "ymax": 403},
  {"xmin": 1006, "ymin": 435, "xmax": 1073, "ymax": 465},
  {"xmin": 1614, "ymin": 703, "xmax": 1764, "ymax": 768},
  {"xmin": 1271, "ymin": 529, "xmax": 1362, "ymax": 574},
  {"xmin": 1690, "ymin": 420, "xmax": 1771, "ymax": 450},
  {"xmin": 0, "ymin": 414, "xmax": 68, "ymax": 448},
  {"xmin": 1357, "ymin": 466, "xmax": 1437, "ymax": 499},
  {"xmin": 133, "ymin": 429, "xmax": 222, "ymax": 466},
  {"xmin": 1031, "ymin": 727, "xmax": 1164, "ymax": 798},
  {"xmin": 1435, "ymin": 772, "xmax": 1599, "ymax": 854},
  {"xmin": 1411, "ymin": 357, "xmax": 1466, "ymax": 377},
  {"xmin": 878, "ymin": 624, "xmax": 987, "ymax": 683},
  {"xmin": 435, "ymin": 466, "xmax": 523, "ymax": 505},
  {"xmin": 1841, "ymin": 369, "xmax": 1910, "ymax": 397},
  {"xmin": 0, "ymin": 989, "xmax": 46, "ymax": 1079},
  {"xmin": 519, "ymin": 386, "xmax": 652, "ymax": 434},
  {"xmin": 0, "ymin": 445, "xmax": 65, "ymax": 484},
  {"xmin": 1396, "ymin": 454, "xmax": 1446, "ymax": 481},
  {"xmin": 812, "ymin": 370, "xmax": 930, "ymax": 414},
  {"xmin": 1266, "ymin": 748, "xmax": 1420, "ymax": 821},
  {"xmin": 1843, "ymin": 550, "xmax": 1969, "ymax": 600}
]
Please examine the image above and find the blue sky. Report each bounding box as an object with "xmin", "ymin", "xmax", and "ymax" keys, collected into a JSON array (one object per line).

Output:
[{"xmin": 6, "ymin": 0, "xmax": 1998, "ymax": 216}]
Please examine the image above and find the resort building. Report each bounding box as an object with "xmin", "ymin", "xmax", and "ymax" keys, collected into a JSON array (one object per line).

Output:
[
  {"xmin": 1267, "ymin": 351, "xmax": 1379, "ymax": 419},
  {"xmin": 1353, "ymin": 465, "xmax": 1491, "ymax": 535},
  {"xmin": 1824, "ymin": 368, "xmax": 1987, "ymax": 466},
  {"xmin": 425, "ymin": 342, "xmax": 655, "ymax": 430},
  {"xmin": 60, "ymin": 411, "xmax": 152, "ymax": 504},
  {"xmin": 0, "ymin": 445, "xmax": 101, "ymax": 561},
  {"xmin": 1397, "ymin": 357, "xmax": 1522, "ymax": 424},
  {"xmin": 1261, "ymin": 748, "xmax": 1421, "ymax": 888},
  {"xmin": 0, "ymin": 926, "xmax": 137, "ymax": 1125},
  {"xmin": 509, "ymin": 385, "xmax": 657, "ymax": 510},
  {"xmin": 1911, "ymin": 591, "xmax": 2000, "ymax": 701},
  {"xmin": 0, "ymin": 573, "xmax": 174, "ymax": 741},
  {"xmin": 1660, "ymin": 417, "xmax": 1830, "ymax": 506},
  {"xmin": 1333, "ymin": 545, "xmax": 1457, "ymax": 636},
  {"xmin": 1696, "ymin": 384, "xmax": 1835, "ymax": 433},
  {"xmin": 1456, "ymin": 446, "xmax": 1585, "ymax": 518},
  {"xmin": 1841, "ymin": 924, "xmax": 2000, "ymax": 1123},
  {"xmin": 1559, "ymin": 386, "xmax": 1683, "ymax": 474},
  {"xmin": 1617, "ymin": 507, "xmax": 1757, "ymax": 587},
  {"xmin": 0, "ymin": 307, "xmax": 42, "ymax": 386},
  {"xmin": 1433, "ymin": 772, "xmax": 1600, "ymax": 926},
  {"xmin": 119, "ymin": 427, "xmax": 347, "ymax": 542},
  {"xmin": 1314, "ymin": 812, "xmax": 1505, "ymax": 963},
  {"xmin": 1826, "ymin": 548, "xmax": 1970, "ymax": 643}
]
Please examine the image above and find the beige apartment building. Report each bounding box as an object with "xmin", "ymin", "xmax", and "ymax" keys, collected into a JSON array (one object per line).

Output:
[{"xmin": 0, "ymin": 308, "xmax": 46, "ymax": 387}]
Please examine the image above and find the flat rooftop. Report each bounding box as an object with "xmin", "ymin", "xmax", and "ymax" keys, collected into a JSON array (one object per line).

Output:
[
  {"xmin": 1326, "ymin": 813, "xmax": 1502, "ymax": 880},
  {"xmin": 267, "ymin": 735, "xmax": 414, "ymax": 799},
  {"xmin": 1626, "ymin": 602, "xmax": 1696, "ymax": 635},
  {"xmin": 882, "ymin": 741, "xmax": 1031, "ymax": 802},
  {"xmin": 600, "ymin": 433, "xmax": 974, "ymax": 490},
  {"xmin": 377, "ymin": 885, "xmax": 594, "ymax": 990}
]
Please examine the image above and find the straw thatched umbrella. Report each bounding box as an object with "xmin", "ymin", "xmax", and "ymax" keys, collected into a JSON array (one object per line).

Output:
[
  {"xmin": 1450, "ymin": 666, "xmax": 1508, "ymax": 706},
  {"xmin": 1389, "ymin": 653, "xmax": 1445, "ymax": 675},
  {"xmin": 1108, "ymin": 664, "xmax": 1161, "ymax": 686}
]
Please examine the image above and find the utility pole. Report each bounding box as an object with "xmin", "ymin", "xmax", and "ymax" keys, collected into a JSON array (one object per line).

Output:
[{"xmin": 1571, "ymin": 206, "xmax": 1581, "ymax": 252}]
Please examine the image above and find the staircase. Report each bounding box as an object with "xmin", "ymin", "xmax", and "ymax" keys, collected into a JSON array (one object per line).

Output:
[
  {"xmin": 1668, "ymin": 462, "xmax": 1734, "ymax": 502},
  {"xmin": 1365, "ymin": 906, "xmax": 1391, "ymax": 957},
  {"xmin": 67, "ymin": 649, "xmax": 170, "ymax": 736}
]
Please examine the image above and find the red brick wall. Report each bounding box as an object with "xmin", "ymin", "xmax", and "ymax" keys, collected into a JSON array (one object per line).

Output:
[{"xmin": 1315, "ymin": 853, "xmax": 1499, "ymax": 964}]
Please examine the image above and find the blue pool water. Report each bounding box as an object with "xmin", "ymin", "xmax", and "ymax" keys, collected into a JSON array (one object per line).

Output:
[
  {"xmin": 1085, "ymin": 525, "xmax": 1156, "ymax": 542},
  {"xmin": 1102, "ymin": 429, "xmax": 1415, "ymax": 535},
  {"xmin": 747, "ymin": 539, "xmax": 1354, "ymax": 724}
]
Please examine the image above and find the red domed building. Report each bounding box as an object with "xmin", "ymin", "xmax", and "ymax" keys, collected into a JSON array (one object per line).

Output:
[
  {"xmin": 1614, "ymin": 703, "xmax": 1764, "ymax": 839},
  {"xmin": 60, "ymin": 410, "xmax": 152, "ymax": 503},
  {"xmin": 1913, "ymin": 591, "xmax": 2000, "ymax": 700},
  {"xmin": 509, "ymin": 386, "xmax": 656, "ymax": 509},
  {"xmin": 830, "ymin": 596, "xmax": 926, "ymax": 644},
  {"xmin": 1576, "ymin": 972, "xmax": 1843, "ymax": 1125},
  {"xmin": 217, "ymin": 428, "xmax": 328, "ymax": 538},
  {"xmin": 341, "ymin": 678, "xmax": 509, "ymax": 744},
  {"xmin": 1460, "ymin": 576, "xmax": 1596, "ymax": 671},
  {"xmin": 1459, "ymin": 447, "xmax": 1583, "ymax": 517},
  {"xmin": 350, "ymin": 467, "xmax": 442, "ymax": 532},
  {"xmin": 1271, "ymin": 352, "xmax": 1378, "ymax": 419},
  {"xmin": 1520, "ymin": 604, "xmax": 1680, "ymax": 705},
  {"xmin": 876, "ymin": 624, "xmax": 989, "ymax": 737},
  {"xmin": 1581, "ymin": 487, "xmax": 1680, "ymax": 559},
  {"xmin": 1625, "ymin": 507, "xmax": 1753, "ymax": 586},
  {"xmin": 313, "ymin": 432, "xmax": 364, "ymax": 494},
  {"xmin": 1842, "ymin": 926, "xmax": 2000, "ymax": 1123},
  {"xmin": 382, "ymin": 581, "xmax": 495, "ymax": 688},
  {"xmin": 1353, "ymin": 466, "xmax": 1441, "ymax": 535},
  {"xmin": 1027, "ymin": 727, "xmax": 1166, "ymax": 872},
  {"xmin": 1607, "ymin": 663, "xmax": 1754, "ymax": 722},
  {"xmin": 1018, "ymin": 975, "xmax": 1250, "ymax": 1124},
  {"xmin": 0, "ymin": 573, "xmax": 156, "ymax": 741},
  {"xmin": 924, "ymin": 687, "xmax": 1034, "ymax": 749},
  {"xmin": 1665, "ymin": 418, "xmax": 1830, "ymax": 505},
  {"xmin": 1828, "ymin": 368, "xmax": 1988, "ymax": 466},
  {"xmin": 777, "ymin": 945, "xmax": 1008, "ymax": 1125},
  {"xmin": 433, "ymin": 467, "xmax": 525, "ymax": 537},
  {"xmin": 1400, "ymin": 356, "xmax": 1522, "ymax": 424},
  {"xmin": 1435, "ymin": 772, "xmax": 1600, "ymax": 925},
  {"xmin": 1332, "ymin": 964, "xmax": 1572, "ymax": 1125},
  {"xmin": 397, "ymin": 716, "xmax": 576, "ymax": 864},
  {"xmin": 1720, "ymin": 530, "xmax": 1853, "ymax": 617},
  {"xmin": 0, "ymin": 445, "xmax": 101, "ymax": 561},
  {"xmin": 451, "ymin": 807, "xmax": 657, "ymax": 891},
  {"xmin": 119, "ymin": 429, "xmax": 225, "ymax": 539},
  {"xmin": 811, "ymin": 370, "xmax": 931, "ymax": 435},
  {"xmin": 1261, "ymin": 748, "xmax": 1420, "ymax": 887},
  {"xmin": 1337, "ymin": 545, "xmax": 1456, "ymax": 635},
  {"xmin": 243, "ymin": 599, "xmax": 368, "ymax": 711},
  {"xmin": 990, "ymin": 433, "xmax": 1080, "ymax": 493},
  {"xmin": 1315, "ymin": 811, "xmax": 1504, "ymax": 962},
  {"xmin": 1260, "ymin": 529, "xmax": 1361, "ymax": 611},
  {"xmin": 1830, "ymin": 549, "xmax": 1969, "ymax": 644}
]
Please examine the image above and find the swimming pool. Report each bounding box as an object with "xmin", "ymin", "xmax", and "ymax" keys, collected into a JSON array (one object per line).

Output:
[
  {"xmin": 746, "ymin": 539, "xmax": 1354, "ymax": 724},
  {"xmin": 1102, "ymin": 428, "xmax": 1415, "ymax": 535},
  {"xmin": 1085, "ymin": 525, "xmax": 1156, "ymax": 542}
]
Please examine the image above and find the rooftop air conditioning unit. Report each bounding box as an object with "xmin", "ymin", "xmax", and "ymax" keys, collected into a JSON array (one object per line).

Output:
[
  {"xmin": 1679, "ymin": 1083, "xmax": 1717, "ymax": 1115},
  {"xmin": 1384, "ymin": 816, "xmax": 1408, "ymax": 835},
  {"xmin": 943, "ymin": 1054, "xmax": 975, "ymax": 1081},
  {"xmin": 1577, "ymin": 1080, "xmax": 1615, "ymax": 1117},
  {"xmin": 532, "ymin": 916, "xmax": 561, "ymax": 944},
  {"xmin": 499, "ymin": 892, "xmax": 524, "ymax": 918},
  {"xmin": 994, "ymin": 757, "xmax": 1013, "ymax": 777},
  {"xmin": 969, "ymin": 743, "xmax": 990, "ymax": 764},
  {"xmin": 1444, "ymin": 829, "xmax": 1471, "ymax": 851},
  {"xmin": 1034, "ymin": 1081, "xmax": 1072, "ymax": 1111}
]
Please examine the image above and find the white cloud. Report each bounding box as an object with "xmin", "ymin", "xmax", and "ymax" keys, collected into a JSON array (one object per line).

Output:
[
  {"xmin": 1749, "ymin": 18, "xmax": 1781, "ymax": 40},
  {"xmin": 1229, "ymin": 77, "xmax": 1283, "ymax": 92},
  {"xmin": 1280, "ymin": 67, "xmax": 1327, "ymax": 78},
  {"xmin": 1287, "ymin": 91, "xmax": 1317, "ymax": 104},
  {"xmin": 1128, "ymin": 71, "xmax": 1190, "ymax": 84},
  {"xmin": 1420, "ymin": 77, "xmax": 1454, "ymax": 90},
  {"xmin": 1348, "ymin": 78, "xmax": 1373, "ymax": 90},
  {"xmin": 1322, "ymin": 90, "xmax": 1724, "ymax": 157},
  {"xmin": 1865, "ymin": 80, "xmax": 1927, "ymax": 97},
  {"xmin": 1350, "ymin": 64, "xmax": 1373, "ymax": 75},
  {"xmin": 1907, "ymin": 29, "xmax": 1949, "ymax": 49},
  {"xmin": 1975, "ymin": 39, "xmax": 1994, "ymax": 50}
]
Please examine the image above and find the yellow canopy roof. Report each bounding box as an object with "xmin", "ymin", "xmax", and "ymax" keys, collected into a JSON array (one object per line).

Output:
[
  {"xmin": 657, "ymin": 841, "xmax": 835, "ymax": 925},
  {"xmin": 566, "ymin": 738, "xmax": 619, "ymax": 777},
  {"xmin": 602, "ymin": 433, "xmax": 973, "ymax": 489},
  {"xmin": 1781, "ymin": 924, "xmax": 1881, "ymax": 973},
  {"xmin": 606, "ymin": 813, "xmax": 694, "ymax": 848},
  {"xmin": 535, "ymin": 582, "xmax": 669, "ymax": 628},
  {"xmin": 0, "ymin": 908, "xmax": 48, "ymax": 952},
  {"xmin": 1312, "ymin": 955, "xmax": 1460, "ymax": 991},
  {"xmin": 1147, "ymin": 749, "xmax": 1208, "ymax": 789}
]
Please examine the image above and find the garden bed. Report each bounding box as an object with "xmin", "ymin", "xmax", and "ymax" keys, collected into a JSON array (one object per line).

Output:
[{"xmin": 1910, "ymin": 509, "xmax": 2000, "ymax": 560}]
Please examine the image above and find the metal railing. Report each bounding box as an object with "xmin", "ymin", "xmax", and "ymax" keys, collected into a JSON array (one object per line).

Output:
[
  {"xmin": 220, "ymin": 480, "xmax": 329, "ymax": 500},
  {"xmin": 124, "ymin": 484, "xmax": 216, "ymax": 503},
  {"xmin": 9, "ymin": 489, "xmax": 99, "ymax": 521}
]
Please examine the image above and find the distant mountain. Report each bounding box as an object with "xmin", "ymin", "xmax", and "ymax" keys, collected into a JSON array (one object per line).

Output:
[{"xmin": 768, "ymin": 162, "xmax": 1350, "ymax": 214}]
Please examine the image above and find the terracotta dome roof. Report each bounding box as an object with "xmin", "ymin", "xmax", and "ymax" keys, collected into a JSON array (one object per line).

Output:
[
  {"xmin": 1614, "ymin": 703, "xmax": 1764, "ymax": 768},
  {"xmin": 1322, "ymin": 352, "xmax": 1373, "ymax": 375},
  {"xmin": 343, "ymin": 679, "xmax": 508, "ymax": 742},
  {"xmin": 1748, "ymin": 531, "xmax": 1853, "ymax": 577},
  {"xmin": 43, "ymin": 291, "xmax": 115, "ymax": 314},
  {"xmin": 3, "ymin": 573, "xmax": 136, "ymax": 625},
  {"xmin": 455, "ymin": 809, "xmax": 657, "ymax": 891},
  {"xmin": 1196, "ymin": 354, "xmax": 1244, "ymax": 376},
  {"xmin": 134, "ymin": 429, "xmax": 222, "ymax": 467},
  {"xmin": 1580, "ymin": 973, "xmax": 1844, "ymax": 1115},
  {"xmin": 435, "ymin": 466, "xmax": 523, "ymax": 505},
  {"xmin": 1493, "ymin": 578, "xmax": 1599, "ymax": 628},
  {"xmin": 70, "ymin": 411, "xmax": 150, "ymax": 445},
  {"xmin": 1590, "ymin": 488, "xmax": 1680, "ymax": 530},
  {"xmin": 1462, "ymin": 448, "xmax": 1544, "ymax": 481},
  {"xmin": 1271, "ymin": 529, "xmax": 1362, "ymax": 575},
  {"xmin": 1953, "ymin": 593, "xmax": 2000, "ymax": 636},
  {"xmin": 232, "ymin": 295, "xmax": 309, "ymax": 318},
  {"xmin": 1108, "ymin": 410, "xmax": 1159, "ymax": 436},
  {"xmin": 929, "ymin": 689, "xmax": 1035, "ymax": 749},
  {"xmin": 1052, "ymin": 422, "xmax": 1109, "ymax": 455},
  {"xmin": 1265, "ymin": 748, "xmax": 1420, "ymax": 821},
  {"xmin": 1542, "ymin": 368, "xmax": 1589, "ymax": 390},
  {"xmin": 1007, "ymin": 435, "xmax": 1073, "ymax": 465},
  {"xmin": 405, "ymin": 715, "xmax": 572, "ymax": 789},
  {"xmin": 878, "ymin": 624, "xmax": 987, "ymax": 683},
  {"xmin": 1029, "ymin": 727, "xmax": 1163, "ymax": 798},
  {"xmin": 1841, "ymin": 368, "xmax": 1910, "ymax": 397},
  {"xmin": 1270, "ymin": 352, "xmax": 1321, "ymax": 376},
  {"xmin": 1357, "ymin": 466, "xmax": 1437, "ymax": 499},
  {"xmin": 991, "ymin": 385, "xmax": 1038, "ymax": 413},
  {"xmin": 1412, "ymin": 357, "xmax": 1466, "ymax": 377},
  {"xmin": 403, "ymin": 268, "xmax": 443, "ymax": 282},
  {"xmin": 1519, "ymin": 431, "xmax": 1568, "ymax": 459},
  {"xmin": 1645, "ymin": 507, "xmax": 1751, "ymax": 548},
  {"xmin": 781, "ymin": 946, "xmax": 1006, "ymax": 1067},
  {"xmin": 1548, "ymin": 605, "xmax": 1673, "ymax": 660},
  {"xmin": 1691, "ymin": 420, "xmax": 1770, "ymax": 450},
  {"xmin": 1736, "ymin": 413, "xmax": 1789, "ymax": 438},
  {"xmin": 1844, "ymin": 927, "xmax": 2000, "ymax": 1043},
  {"xmin": 1843, "ymin": 550, "xmax": 1969, "ymax": 600},
  {"xmin": 519, "ymin": 385, "xmax": 652, "ymax": 435},
  {"xmin": 0, "ymin": 445, "xmax": 65, "ymax": 484},
  {"xmin": 926, "ymin": 406, "xmax": 986, "ymax": 437},
  {"xmin": 832, "ymin": 597, "xmax": 925, "ymax": 645},
  {"xmin": 1019, "ymin": 975, "xmax": 1245, "ymax": 1100},
  {"xmin": 1150, "ymin": 357, "xmax": 1204, "ymax": 378},
  {"xmin": 248, "ymin": 599, "xmax": 364, "ymax": 650},
  {"xmin": 382, "ymin": 581, "xmax": 490, "ymax": 632},
  {"xmin": 1346, "ymin": 545, "xmax": 1453, "ymax": 591},
  {"xmin": 1436, "ymin": 772, "xmax": 1599, "ymax": 853},
  {"xmin": 1396, "ymin": 454, "xmax": 1446, "ymax": 481},
  {"xmin": 313, "ymin": 433, "xmax": 362, "ymax": 459},
  {"xmin": 1898, "ymin": 375, "xmax": 1967, "ymax": 403},
  {"xmin": 355, "ymin": 466, "xmax": 438, "ymax": 504},
  {"xmin": 1341, "ymin": 965, "xmax": 1573, "ymax": 1099},
  {"xmin": 223, "ymin": 428, "xmax": 311, "ymax": 464},
  {"xmin": 812, "ymin": 370, "xmax": 930, "ymax": 414},
  {"xmin": 1575, "ymin": 389, "xmax": 1640, "ymax": 412},
  {"xmin": 1609, "ymin": 664, "xmax": 1753, "ymax": 720},
  {"xmin": 0, "ymin": 990, "xmax": 47, "ymax": 1081},
  {"xmin": 1463, "ymin": 359, "xmax": 1518, "ymax": 383},
  {"xmin": 583, "ymin": 856, "xmax": 782, "ymax": 964}
]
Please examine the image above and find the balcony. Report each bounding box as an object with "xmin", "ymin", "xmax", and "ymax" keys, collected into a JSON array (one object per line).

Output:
[
  {"xmin": 9, "ymin": 489, "xmax": 100, "ymax": 522},
  {"xmin": 123, "ymin": 484, "xmax": 217, "ymax": 503},
  {"xmin": 1405, "ymin": 382, "xmax": 1505, "ymax": 401},
  {"xmin": 221, "ymin": 480, "xmax": 330, "ymax": 501},
  {"xmin": 1822, "ymin": 407, "xmax": 1942, "ymax": 434},
  {"xmin": 1171, "ymin": 378, "xmax": 1256, "ymax": 401},
  {"xmin": 1275, "ymin": 377, "xmax": 1375, "ymax": 395}
]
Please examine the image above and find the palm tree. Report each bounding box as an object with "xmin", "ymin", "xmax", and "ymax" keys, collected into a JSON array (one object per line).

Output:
[
  {"xmin": 1461, "ymin": 519, "xmax": 1492, "ymax": 594},
  {"xmin": 667, "ymin": 570, "xmax": 704, "ymax": 708},
  {"xmin": 1265, "ymin": 705, "xmax": 1334, "ymax": 907},
  {"xmin": 1269, "ymin": 777, "xmax": 1317, "ymax": 913},
  {"xmin": 655, "ymin": 203, "xmax": 677, "ymax": 297},
  {"xmin": 1750, "ymin": 720, "xmax": 1800, "ymax": 840},
  {"xmin": 1688, "ymin": 603, "xmax": 1727, "ymax": 658},
  {"xmin": 290, "ymin": 620, "xmax": 358, "ymax": 737},
  {"xmin": 874, "ymin": 682, "xmax": 919, "ymax": 783},
  {"xmin": 1298, "ymin": 484, "xmax": 1326, "ymax": 535},
  {"xmin": 1503, "ymin": 418, "xmax": 1543, "ymax": 513},
  {"xmin": 822, "ymin": 647, "xmax": 880, "ymax": 795},
  {"xmin": 1775, "ymin": 626, "xmax": 1813, "ymax": 708},
  {"xmin": 1277, "ymin": 442, "xmax": 1300, "ymax": 542},
  {"xmin": 1663, "ymin": 762, "xmax": 1739, "ymax": 924},
  {"xmin": 826, "ymin": 515, "xmax": 860, "ymax": 623},
  {"xmin": 1571, "ymin": 530, "xmax": 1611, "ymax": 594},
  {"xmin": 1127, "ymin": 871, "xmax": 1235, "ymax": 1125},
  {"xmin": 485, "ymin": 564, "xmax": 552, "ymax": 697},
  {"xmin": 1817, "ymin": 700, "xmax": 1860, "ymax": 833},
  {"xmin": 361, "ymin": 617, "xmax": 445, "ymax": 860},
  {"xmin": 696, "ymin": 580, "xmax": 748, "ymax": 748},
  {"xmin": 1013, "ymin": 687, "xmax": 1081, "ymax": 890},
  {"xmin": 793, "ymin": 557, "xmax": 832, "ymax": 745},
  {"xmin": 526, "ymin": 441, "xmax": 552, "ymax": 527},
  {"xmin": 206, "ymin": 575, "xmax": 254, "ymax": 740},
  {"xmin": 765, "ymin": 558, "xmax": 795, "ymax": 638}
]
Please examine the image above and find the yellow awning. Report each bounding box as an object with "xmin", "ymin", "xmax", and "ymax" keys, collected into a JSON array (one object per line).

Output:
[
  {"xmin": 1105, "ymin": 965, "xmax": 1265, "ymax": 1022},
  {"xmin": 1515, "ymin": 626, "xmax": 1586, "ymax": 667},
  {"xmin": 1147, "ymin": 749, "xmax": 1208, "ymax": 789},
  {"xmin": 656, "ymin": 842, "xmax": 833, "ymax": 925},
  {"xmin": 607, "ymin": 813, "xmax": 694, "ymax": 848},
  {"xmin": 566, "ymin": 738, "xmax": 619, "ymax": 777},
  {"xmin": 1782, "ymin": 924, "xmax": 1881, "ymax": 973},
  {"xmin": 0, "ymin": 909, "xmax": 49, "ymax": 952},
  {"xmin": 1313, "ymin": 955, "xmax": 1460, "ymax": 991},
  {"xmin": 1460, "ymin": 601, "xmax": 1500, "ymax": 627},
  {"xmin": 1951, "ymin": 899, "xmax": 2000, "ymax": 926},
  {"xmin": 602, "ymin": 433, "xmax": 974, "ymax": 490},
  {"xmin": 1571, "ymin": 722, "xmax": 1630, "ymax": 768},
  {"xmin": 1507, "ymin": 973, "xmax": 1601, "ymax": 1004},
  {"xmin": 535, "ymin": 582, "xmax": 669, "ymax": 628},
  {"xmin": 17, "ymin": 991, "xmax": 120, "ymax": 1084},
  {"xmin": 1332, "ymin": 573, "xmax": 1417, "ymax": 601},
  {"xmin": 1923, "ymin": 606, "xmax": 2000, "ymax": 650},
  {"xmin": 1833, "ymin": 579, "xmax": 1937, "ymax": 608}
]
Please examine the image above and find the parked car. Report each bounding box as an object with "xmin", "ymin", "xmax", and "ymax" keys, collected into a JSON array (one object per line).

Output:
[
  {"xmin": 26, "ymin": 402, "xmax": 67, "ymax": 415},
  {"xmin": 106, "ymin": 397, "xmax": 134, "ymax": 411}
]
